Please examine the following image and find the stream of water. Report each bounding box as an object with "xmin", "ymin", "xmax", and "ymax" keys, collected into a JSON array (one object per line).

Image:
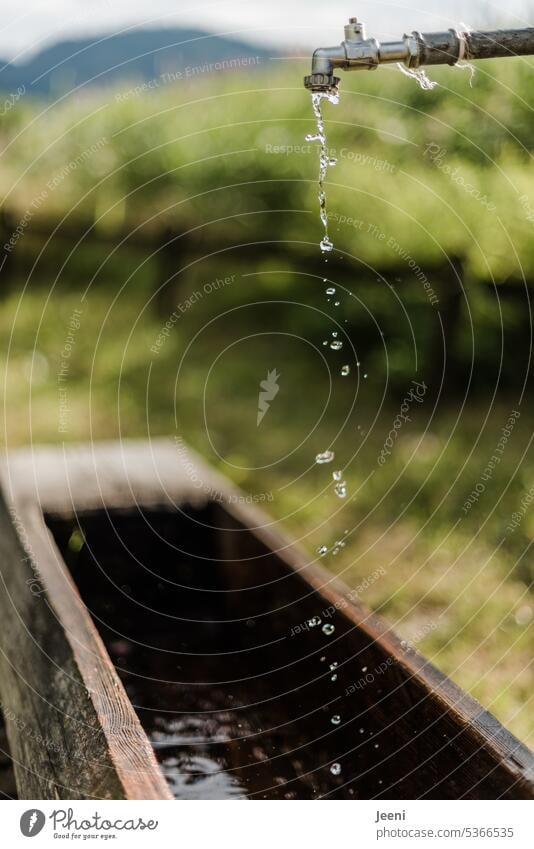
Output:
[{"xmin": 306, "ymin": 90, "xmax": 339, "ymax": 253}]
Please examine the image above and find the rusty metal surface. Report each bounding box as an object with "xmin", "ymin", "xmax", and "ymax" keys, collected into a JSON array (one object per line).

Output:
[{"xmin": 467, "ymin": 28, "xmax": 534, "ymax": 60}]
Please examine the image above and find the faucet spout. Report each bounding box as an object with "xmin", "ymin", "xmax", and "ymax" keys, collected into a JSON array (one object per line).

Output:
[{"xmin": 304, "ymin": 47, "xmax": 344, "ymax": 93}]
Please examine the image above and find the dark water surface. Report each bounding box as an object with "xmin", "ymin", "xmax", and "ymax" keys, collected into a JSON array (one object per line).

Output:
[{"xmin": 47, "ymin": 507, "xmax": 374, "ymax": 799}]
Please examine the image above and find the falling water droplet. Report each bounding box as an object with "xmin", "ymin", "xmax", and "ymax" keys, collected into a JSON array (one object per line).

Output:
[
  {"xmin": 330, "ymin": 340, "xmax": 343, "ymax": 351},
  {"xmin": 330, "ymin": 762, "xmax": 341, "ymax": 776},
  {"xmin": 334, "ymin": 301, "xmax": 340, "ymax": 307},
  {"xmin": 326, "ymin": 287, "xmax": 336, "ymax": 295},
  {"xmin": 308, "ymin": 616, "xmax": 322, "ymax": 628},
  {"xmin": 331, "ymin": 715, "xmax": 341, "ymax": 726},
  {"xmin": 316, "ymin": 450, "xmax": 335, "ymax": 465},
  {"xmin": 332, "ymin": 470, "xmax": 342, "ymax": 481},
  {"xmin": 322, "ymin": 623, "xmax": 335, "ymax": 636},
  {"xmin": 317, "ymin": 545, "xmax": 328, "ymax": 556},
  {"xmin": 330, "ymin": 673, "xmax": 338, "ymax": 682},
  {"xmin": 341, "ymin": 365, "xmax": 350, "ymax": 376},
  {"xmin": 330, "ymin": 662, "xmax": 338, "ymax": 671},
  {"xmin": 334, "ymin": 481, "xmax": 347, "ymax": 499}
]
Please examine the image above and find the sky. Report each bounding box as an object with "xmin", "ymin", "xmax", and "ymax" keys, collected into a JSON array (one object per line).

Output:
[{"xmin": 1, "ymin": 0, "xmax": 534, "ymax": 61}]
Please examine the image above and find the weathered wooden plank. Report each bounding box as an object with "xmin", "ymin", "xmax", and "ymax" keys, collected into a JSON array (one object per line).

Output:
[
  {"xmin": 212, "ymin": 498, "xmax": 534, "ymax": 799},
  {"xmin": 0, "ymin": 470, "xmax": 172, "ymax": 799},
  {"xmin": 0, "ymin": 715, "xmax": 17, "ymax": 798}
]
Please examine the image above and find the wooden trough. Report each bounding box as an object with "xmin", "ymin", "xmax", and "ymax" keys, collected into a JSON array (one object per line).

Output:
[{"xmin": 0, "ymin": 439, "xmax": 532, "ymax": 800}]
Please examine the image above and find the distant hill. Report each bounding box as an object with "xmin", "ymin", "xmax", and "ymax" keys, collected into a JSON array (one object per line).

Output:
[{"xmin": 0, "ymin": 28, "xmax": 276, "ymax": 97}]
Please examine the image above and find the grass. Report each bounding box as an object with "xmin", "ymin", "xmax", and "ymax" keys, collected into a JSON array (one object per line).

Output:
[{"xmin": 1, "ymin": 282, "xmax": 532, "ymax": 745}]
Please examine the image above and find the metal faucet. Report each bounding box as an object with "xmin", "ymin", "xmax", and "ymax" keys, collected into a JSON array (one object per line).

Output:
[{"xmin": 304, "ymin": 18, "xmax": 534, "ymax": 92}]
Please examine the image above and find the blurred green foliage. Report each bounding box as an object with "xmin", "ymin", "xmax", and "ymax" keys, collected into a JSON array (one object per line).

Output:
[
  {"xmin": 0, "ymin": 59, "xmax": 533, "ymax": 743},
  {"xmin": 0, "ymin": 58, "xmax": 533, "ymax": 276}
]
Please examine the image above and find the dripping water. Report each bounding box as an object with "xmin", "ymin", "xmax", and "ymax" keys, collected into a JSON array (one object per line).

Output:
[{"xmin": 306, "ymin": 89, "xmax": 339, "ymax": 253}]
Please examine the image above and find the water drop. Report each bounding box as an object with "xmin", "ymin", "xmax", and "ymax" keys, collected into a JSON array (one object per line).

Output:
[
  {"xmin": 332, "ymin": 470, "xmax": 342, "ymax": 481},
  {"xmin": 332, "ymin": 331, "xmax": 338, "ymax": 337},
  {"xmin": 326, "ymin": 287, "xmax": 336, "ymax": 295},
  {"xmin": 362, "ymin": 666, "xmax": 368, "ymax": 673},
  {"xmin": 308, "ymin": 616, "xmax": 322, "ymax": 628},
  {"xmin": 334, "ymin": 481, "xmax": 347, "ymax": 499},
  {"xmin": 334, "ymin": 301, "xmax": 340, "ymax": 307},
  {"xmin": 317, "ymin": 545, "xmax": 328, "ymax": 557},
  {"xmin": 331, "ymin": 715, "xmax": 341, "ymax": 726},
  {"xmin": 330, "ymin": 762, "xmax": 341, "ymax": 776},
  {"xmin": 316, "ymin": 450, "xmax": 335, "ymax": 465},
  {"xmin": 320, "ymin": 237, "xmax": 334, "ymax": 253},
  {"xmin": 341, "ymin": 365, "xmax": 350, "ymax": 376},
  {"xmin": 515, "ymin": 605, "xmax": 533, "ymax": 626},
  {"xmin": 330, "ymin": 673, "xmax": 338, "ymax": 682},
  {"xmin": 330, "ymin": 662, "xmax": 338, "ymax": 671},
  {"xmin": 322, "ymin": 623, "xmax": 335, "ymax": 636},
  {"xmin": 330, "ymin": 340, "xmax": 343, "ymax": 351}
]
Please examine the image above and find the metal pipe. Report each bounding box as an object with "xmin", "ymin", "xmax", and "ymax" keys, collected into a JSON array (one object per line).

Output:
[
  {"xmin": 304, "ymin": 19, "xmax": 534, "ymax": 92},
  {"xmin": 466, "ymin": 28, "xmax": 534, "ymax": 60}
]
